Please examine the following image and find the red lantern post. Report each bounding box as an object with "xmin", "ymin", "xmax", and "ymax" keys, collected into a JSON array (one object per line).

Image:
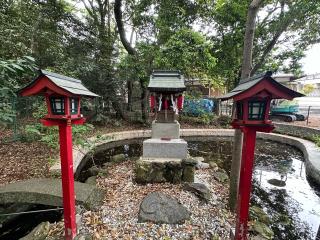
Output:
[
  {"xmin": 220, "ymin": 72, "xmax": 304, "ymax": 240},
  {"xmin": 19, "ymin": 70, "xmax": 98, "ymax": 240}
]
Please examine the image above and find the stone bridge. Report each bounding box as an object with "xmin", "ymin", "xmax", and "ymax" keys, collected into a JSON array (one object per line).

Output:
[{"xmin": 0, "ymin": 178, "xmax": 104, "ymax": 210}]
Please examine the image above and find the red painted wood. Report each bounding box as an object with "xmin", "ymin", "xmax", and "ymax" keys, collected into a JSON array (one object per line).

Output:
[
  {"xmin": 164, "ymin": 98, "xmax": 168, "ymax": 110},
  {"xmin": 150, "ymin": 95, "xmax": 155, "ymax": 109},
  {"xmin": 234, "ymin": 79, "xmax": 295, "ymax": 101},
  {"xmin": 58, "ymin": 120, "xmax": 77, "ymax": 240},
  {"xmin": 177, "ymin": 95, "xmax": 184, "ymax": 110},
  {"xmin": 19, "ymin": 76, "xmax": 72, "ymax": 97},
  {"xmin": 45, "ymin": 95, "xmax": 53, "ymax": 116},
  {"xmin": 41, "ymin": 118, "xmax": 85, "ymax": 126},
  {"xmin": 65, "ymin": 96, "xmax": 70, "ymax": 116},
  {"xmin": 77, "ymin": 96, "xmax": 81, "ymax": 117},
  {"xmin": 235, "ymin": 127, "xmax": 257, "ymax": 240}
]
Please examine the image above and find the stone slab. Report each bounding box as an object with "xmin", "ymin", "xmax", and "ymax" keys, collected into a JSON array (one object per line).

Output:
[
  {"xmin": 143, "ymin": 138, "xmax": 187, "ymax": 159},
  {"xmin": 151, "ymin": 121, "xmax": 180, "ymax": 139},
  {"xmin": 0, "ymin": 178, "xmax": 104, "ymax": 210}
]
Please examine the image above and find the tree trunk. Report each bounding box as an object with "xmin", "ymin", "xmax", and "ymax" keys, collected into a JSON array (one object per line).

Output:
[
  {"xmin": 127, "ymin": 79, "xmax": 133, "ymax": 111},
  {"xmin": 229, "ymin": 0, "xmax": 264, "ymax": 212},
  {"xmin": 139, "ymin": 78, "xmax": 148, "ymax": 122}
]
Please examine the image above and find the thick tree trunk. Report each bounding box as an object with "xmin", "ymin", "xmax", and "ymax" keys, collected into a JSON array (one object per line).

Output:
[
  {"xmin": 229, "ymin": 0, "xmax": 264, "ymax": 212},
  {"xmin": 139, "ymin": 79, "xmax": 148, "ymax": 122}
]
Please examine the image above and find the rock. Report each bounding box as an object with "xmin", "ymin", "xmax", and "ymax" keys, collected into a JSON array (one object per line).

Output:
[
  {"xmin": 191, "ymin": 156, "xmax": 210, "ymax": 169},
  {"xmin": 85, "ymin": 176, "xmax": 97, "ymax": 185},
  {"xmin": 208, "ymin": 161, "xmax": 218, "ymax": 169},
  {"xmin": 87, "ymin": 166, "xmax": 100, "ymax": 176},
  {"xmin": 20, "ymin": 221, "xmax": 50, "ymax": 240},
  {"xmin": 182, "ymin": 165, "xmax": 195, "ymax": 182},
  {"xmin": 98, "ymin": 168, "xmax": 108, "ymax": 177},
  {"xmin": 138, "ymin": 192, "xmax": 190, "ymax": 224},
  {"xmin": 267, "ymin": 178, "xmax": 286, "ymax": 187},
  {"xmin": 181, "ymin": 158, "xmax": 197, "ymax": 182},
  {"xmin": 111, "ymin": 153, "xmax": 126, "ymax": 163},
  {"xmin": 213, "ymin": 169, "xmax": 229, "ymax": 183},
  {"xmin": 194, "ymin": 156, "xmax": 205, "ymax": 162},
  {"xmin": 102, "ymin": 162, "xmax": 113, "ymax": 169},
  {"xmin": 76, "ymin": 213, "xmax": 82, "ymax": 230},
  {"xmin": 134, "ymin": 160, "xmax": 166, "ymax": 183},
  {"xmin": 74, "ymin": 234, "xmax": 92, "ymax": 240},
  {"xmin": 164, "ymin": 161, "xmax": 183, "ymax": 183},
  {"xmin": 250, "ymin": 206, "xmax": 271, "ymax": 225},
  {"xmin": 135, "ymin": 158, "xmax": 195, "ymax": 184},
  {"xmin": 182, "ymin": 158, "xmax": 198, "ymax": 166},
  {"xmin": 183, "ymin": 183, "xmax": 211, "ymax": 201},
  {"xmin": 196, "ymin": 162, "xmax": 210, "ymax": 169},
  {"xmin": 251, "ymin": 221, "xmax": 274, "ymax": 240}
]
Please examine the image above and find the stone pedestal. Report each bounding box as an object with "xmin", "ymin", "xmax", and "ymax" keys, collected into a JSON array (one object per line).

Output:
[
  {"xmin": 143, "ymin": 138, "xmax": 187, "ymax": 159},
  {"xmin": 151, "ymin": 120, "xmax": 180, "ymax": 139},
  {"xmin": 135, "ymin": 120, "xmax": 194, "ymax": 184}
]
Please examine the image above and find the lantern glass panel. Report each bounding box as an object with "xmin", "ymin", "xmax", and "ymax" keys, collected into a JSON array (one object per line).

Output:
[
  {"xmin": 248, "ymin": 100, "xmax": 266, "ymax": 120},
  {"xmin": 50, "ymin": 97, "xmax": 65, "ymax": 115},
  {"xmin": 236, "ymin": 102, "xmax": 243, "ymax": 120},
  {"xmin": 70, "ymin": 98, "xmax": 79, "ymax": 115}
]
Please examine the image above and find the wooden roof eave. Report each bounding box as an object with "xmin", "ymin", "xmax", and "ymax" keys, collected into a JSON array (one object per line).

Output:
[
  {"xmin": 19, "ymin": 76, "xmax": 74, "ymax": 97},
  {"xmin": 233, "ymin": 79, "xmax": 304, "ymax": 101}
]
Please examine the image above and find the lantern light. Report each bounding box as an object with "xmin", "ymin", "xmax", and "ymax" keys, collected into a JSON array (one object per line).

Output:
[
  {"xmin": 248, "ymin": 100, "xmax": 266, "ymax": 120},
  {"xmin": 70, "ymin": 98, "xmax": 79, "ymax": 115},
  {"xmin": 50, "ymin": 96, "xmax": 65, "ymax": 115}
]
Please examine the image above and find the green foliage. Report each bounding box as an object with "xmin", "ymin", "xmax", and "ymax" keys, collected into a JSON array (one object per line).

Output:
[
  {"xmin": 301, "ymin": 84, "xmax": 315, "ymax": 95},
  {"xmin": 155, "ymin": 28, "xmax": 220, "ymax": 87},
  {"xmin": 313, "ymin": 135, "xmax": 320, "ymax": 148},
  {"xmin": 23, "ymin": 122, "xmax": 95, "ymax": 149},
  {"xmin": 0, "ymin": 56, "xmax": 36, "ymax": 125},
  {"xmin": 22, "ymin": 105, "xmax": 95, "ymax": 148},
  {"xmin": 1, "ymin": 0, "xmax": 320, "ymax": 123}
]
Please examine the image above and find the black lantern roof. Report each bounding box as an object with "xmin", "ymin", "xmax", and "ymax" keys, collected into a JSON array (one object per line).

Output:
[
  {"xmin": 148, "ymin": 70, "xmax": 186, "ymax": 92},
  {"xmin": 220, "ymin": 71, "xmax": 304, "ymax": 100}
]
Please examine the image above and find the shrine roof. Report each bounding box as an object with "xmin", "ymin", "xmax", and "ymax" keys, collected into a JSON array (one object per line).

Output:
[
  {"xmin": 148, "ymin": 70, "xmax": 186, "ymax": 92},
  {"xmin": 220, "ymin": 71, "xmax": 304, "ymax": 100}
]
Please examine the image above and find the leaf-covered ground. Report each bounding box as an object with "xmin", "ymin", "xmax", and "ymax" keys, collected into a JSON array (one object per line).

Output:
[
  {"xmin": 0, "ymin": 140, "xmax": 54, "ymax": 186},
  {"xmin": 48, "ymin": 160, "xmax": 235, "ymax": 240}
]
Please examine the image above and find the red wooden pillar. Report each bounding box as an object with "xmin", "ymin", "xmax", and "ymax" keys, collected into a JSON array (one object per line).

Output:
[
  {"xmin": 59, "ymin": 119, "xmax": 77, "ymax": 240},
  {"xmin": 235, "ymin": 127, "xmax": 257, "ymax": 240}
]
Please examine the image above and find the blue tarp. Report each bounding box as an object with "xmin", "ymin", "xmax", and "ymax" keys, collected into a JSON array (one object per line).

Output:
[{"xmin": 182, "ymin": 99, "xmax": 214, "ymax": 116}]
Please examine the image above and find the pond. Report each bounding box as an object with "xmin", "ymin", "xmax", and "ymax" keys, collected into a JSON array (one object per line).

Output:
[
  {"xmin": 3, "ymin": 137, "xmax": 319, "ymax": 239},
  {"xmin": 84, "ymin": 137, "xmax": 320, "ymax": 240}
]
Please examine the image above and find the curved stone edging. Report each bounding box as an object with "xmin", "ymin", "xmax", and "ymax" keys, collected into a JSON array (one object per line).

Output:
[
  {"xmin": 273, "ymin": 122, "xmax": 320, "ymax": 140},
  {"xmin": 49, "ymin": 129, "xmax": 320, "ymax": 186}
]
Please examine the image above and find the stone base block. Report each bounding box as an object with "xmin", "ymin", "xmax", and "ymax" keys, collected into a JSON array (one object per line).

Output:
[
  {"xmin": 143, "ymin": 138, "xmax": 187, "ymax": 159},
  {"xmin": 151, "ymin": 121, "xmax": 180, "ymax": 139},
  {"xmin": 134, "ymin": 158, "xmax": 197, "ymax": 184}
]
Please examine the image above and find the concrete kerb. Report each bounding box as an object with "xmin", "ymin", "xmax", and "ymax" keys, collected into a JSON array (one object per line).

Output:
[{"xmin": 49, "ymin": 128, "xmax": 320, "ymax": 186}]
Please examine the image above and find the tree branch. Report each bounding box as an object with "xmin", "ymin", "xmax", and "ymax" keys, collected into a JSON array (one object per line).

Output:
[
  {"xmin": 251, "ymin": 11, "xmax": 293, "ymax": 75},
  {"xmin": 82, "ymin": 0, "xmax": 99, "ymax": 24},
  {"xmin": 114, "ymin": 0, "xmax": 137, "ymax": 55}
]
